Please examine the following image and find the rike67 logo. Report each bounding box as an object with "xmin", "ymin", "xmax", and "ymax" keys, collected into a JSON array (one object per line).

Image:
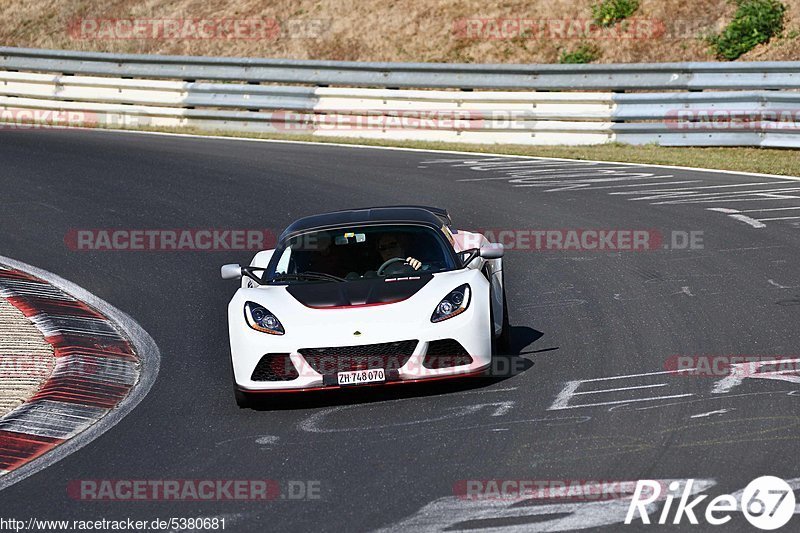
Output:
[{"xmin": 626, "ymin": 476, "xmax": 795, "ymax": 530}]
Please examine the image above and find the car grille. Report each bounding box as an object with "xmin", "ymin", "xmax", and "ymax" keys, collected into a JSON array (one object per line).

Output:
[
  {"xmin": 299, "ymin": 340, "xmax": 418, "ymax": 374},
  {"xmin": 422, "ymin": 339, "xmax": 473, "ymax": 369},
  {"xmin": 251, "ymin": 354, "xmax": 299, "ymax": 381}
]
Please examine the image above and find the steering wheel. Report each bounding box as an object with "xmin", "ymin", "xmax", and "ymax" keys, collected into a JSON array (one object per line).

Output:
[{"xmin": 377, "ymin": 257, "xmax": 407, "ymax": 276}]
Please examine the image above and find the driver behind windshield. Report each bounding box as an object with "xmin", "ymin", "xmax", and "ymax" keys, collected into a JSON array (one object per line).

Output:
[{"xmin": 377, "ymin": 233, "xmax": 422, "ymax": 273}]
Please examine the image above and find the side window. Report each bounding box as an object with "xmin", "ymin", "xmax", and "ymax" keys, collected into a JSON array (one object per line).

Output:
[
  {"xmin": 274, "ymin": 247, "xmax": 291, "ymax": 275},
  {"xmin": 441, "ymin": 225, "xmax": 455, "ymax": 247}
]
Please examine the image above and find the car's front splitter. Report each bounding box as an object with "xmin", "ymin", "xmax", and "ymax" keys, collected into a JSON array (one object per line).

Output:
[{"xmin": 236, "ymin": 363, "xmax": 491, "ymax": 395}]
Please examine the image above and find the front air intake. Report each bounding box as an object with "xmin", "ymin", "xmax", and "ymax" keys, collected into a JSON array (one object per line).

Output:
[
  {"xmin": 299, "ymin": 340, "xmax": 418, "ymax": 374},
  {"xmin": 251, "ymin": 354, "xmax": 299, "ymax": 381},
  {"xmin": 422, "ymin": 339, "xmax": 472, "ymax": 369}
]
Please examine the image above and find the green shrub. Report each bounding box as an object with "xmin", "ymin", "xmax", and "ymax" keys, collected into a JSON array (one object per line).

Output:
[
  {"xmin": 709, "ymin": 0, "xmax": 786, "ymax": 60},
  {"xmin": 591, "ymin": 0, "xmax": 640, "ymax": 27},
  {"xmin": 559, "ymin": 44, "xmax": 600, "ymax": 64}
]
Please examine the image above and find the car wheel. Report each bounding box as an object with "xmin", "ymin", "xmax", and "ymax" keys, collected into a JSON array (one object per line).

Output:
[
  {"xmin": 230, "ymin": 361, "xmax": 250, "ymax": 408},
  {"xmin": 489, "ymin": 294, "xmax": 497, "ymax": 358},
  {"xmin": 498, "ymin": 282, "xmax": 511, "ymax": 352},
  {"xmin": 489, "ymin": 275, "xmax": 511, "ymax": 353}
]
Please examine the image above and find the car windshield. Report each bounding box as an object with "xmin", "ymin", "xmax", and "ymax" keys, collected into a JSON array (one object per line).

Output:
[{"xmin": 267, "ymin": 225, "xmax": 456, "ymax": 282}]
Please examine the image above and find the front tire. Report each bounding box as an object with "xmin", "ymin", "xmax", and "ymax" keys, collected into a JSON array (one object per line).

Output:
[
  {"xmin": 498, "ymin": 283, "xmax": 511, "ymax": 352},
  {"xmin": 231, "ymin": 360, "xmax": 251, "ymax": 408},
  {"xmin": 489, "ymin": 276, "xmax": 511, "ymax": 355}
]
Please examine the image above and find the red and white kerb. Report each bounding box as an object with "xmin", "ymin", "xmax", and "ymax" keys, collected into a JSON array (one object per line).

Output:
[{"xmin": 0, "ymin": 265, "xmax": 140, "ymax": 477}]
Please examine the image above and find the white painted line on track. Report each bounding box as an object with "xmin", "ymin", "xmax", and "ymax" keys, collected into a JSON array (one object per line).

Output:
[
  {"xmin": 739, "ymin": 206, "xmax": 800, "ymax": 212},
  {"xmin": 690, "ymin": 409, "xmax": 731, "ymax": 418},
  {"xmin": 655, "ymin": 194, "xmax": 800, "ymax": 206},
  {"xmin": 757, "ymin": 216, "xmax": 800, "ymax": 222},
  {"xmin": 614, "ymin": 182, "xmax": 798, "ymax": 196},
  {"xmin": 729, "ymin": 214, "xmax": 768, "ymax": 229},
  {"xmin": 459, "ymin": 166, "xmax": 647, "ymax": 183},
  {"xmin": 552, "ymin": 394, "xmax": 694, "ymax": 410},
  {"xmin": 648, "ymin": 188, "xmax": 800, "ymax": 204},
  {"xmin": 549, "ymin": 369, "xmax": 700, "ymax": 411},
  {"xmin": 0, "ymin": 255, "xmax": 160, "ymax": 492},
  {"xmin": 573, "ymin": 369, "xmax": 682, "ymax": 383},
  {"xmin": 707, "ymin": 208, "xmax": 768, "ymax": 228},
  {"xmin": 572, "ymin": 384, "xmax": 668, "ymax": 395},
  {"xmin": 768, "ymin": 279, "xmax": 800, "ymax": 289},
  {"xmin": 47, "ymin": 125, "xmax": 800, "ymax": 181},
  {"xmin": 585, "ymin": 180, "xmax": 702, "ymax": 190}
]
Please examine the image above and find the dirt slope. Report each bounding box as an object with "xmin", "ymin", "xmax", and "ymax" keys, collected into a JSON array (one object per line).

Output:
[{"xmin": 1, "ymin": 0, "xmax": 798, "ymax": 62}]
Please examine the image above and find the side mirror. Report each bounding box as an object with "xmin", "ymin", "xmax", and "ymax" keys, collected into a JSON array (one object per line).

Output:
[
  {"xmin": 480, "ymin": 244, "xmax": 504, "ymax": 259},
  {"xmin": 221, "ymin": 263, "xmax": 243, "ymax": 280}
]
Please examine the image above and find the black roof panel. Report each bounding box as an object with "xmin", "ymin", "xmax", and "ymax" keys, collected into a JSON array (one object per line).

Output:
[{"xmin": 281, "ymin": 206, "xmax": 449, "ymax": 241}]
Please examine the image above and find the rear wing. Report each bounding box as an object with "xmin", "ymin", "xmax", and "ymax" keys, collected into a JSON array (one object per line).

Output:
[{"xmin": 392, "ymin": 205, "xmax": 452, "ymax": 227}]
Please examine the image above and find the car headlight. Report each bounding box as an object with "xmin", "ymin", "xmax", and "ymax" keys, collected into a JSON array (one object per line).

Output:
[
  {"xmin": 244, "ymin": 301, "xmax": 285, "ymax": 335},
  {"xmin": 431, "ymin": 284, "xmax": 471, "ymax": 323}
]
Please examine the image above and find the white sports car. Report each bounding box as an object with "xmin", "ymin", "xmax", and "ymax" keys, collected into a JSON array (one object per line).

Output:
[{"xmin": 221, "ymin": 206, "xmax": 508, "ymax": 407}]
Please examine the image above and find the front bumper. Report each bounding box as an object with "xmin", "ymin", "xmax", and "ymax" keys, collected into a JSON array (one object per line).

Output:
[
  {"xmin": 237, "ymin": 364, "xmax": 491, "ymax": 394},
  {"xmin": 232, "ymin": 320, "xmax": 492, "ymax": 394},
  {"xmin": 234, "ymin": 331, "xmax": 492, "ymax": 392},
  {"xmin": 229, "ymin": 270, "xmax": 492, "ymax": 392}
]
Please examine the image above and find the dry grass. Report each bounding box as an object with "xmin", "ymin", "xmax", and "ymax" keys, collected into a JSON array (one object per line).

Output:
[{"xmin": 1, "ymin": 0, "xmax": 799, "ymax": 62}]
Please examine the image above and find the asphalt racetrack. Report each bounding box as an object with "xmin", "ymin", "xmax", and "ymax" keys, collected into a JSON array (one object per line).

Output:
[{"xmin": 1, "ymin": 128, "xmax": 800, "ymax": 532}]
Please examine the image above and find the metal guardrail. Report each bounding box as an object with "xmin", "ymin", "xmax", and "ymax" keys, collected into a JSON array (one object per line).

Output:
[
  {"xmin": 4, "ymin": 47, "xmax": 800, "ymax": 89},
  {"xmin": 1, "ymin": 47, "xmax": 799, "ymax": 147}
]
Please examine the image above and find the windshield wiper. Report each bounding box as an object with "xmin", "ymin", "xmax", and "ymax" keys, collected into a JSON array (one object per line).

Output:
[{"xmin": 270, "ymin": 272, "xmax": 346, "ymax": 283}]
